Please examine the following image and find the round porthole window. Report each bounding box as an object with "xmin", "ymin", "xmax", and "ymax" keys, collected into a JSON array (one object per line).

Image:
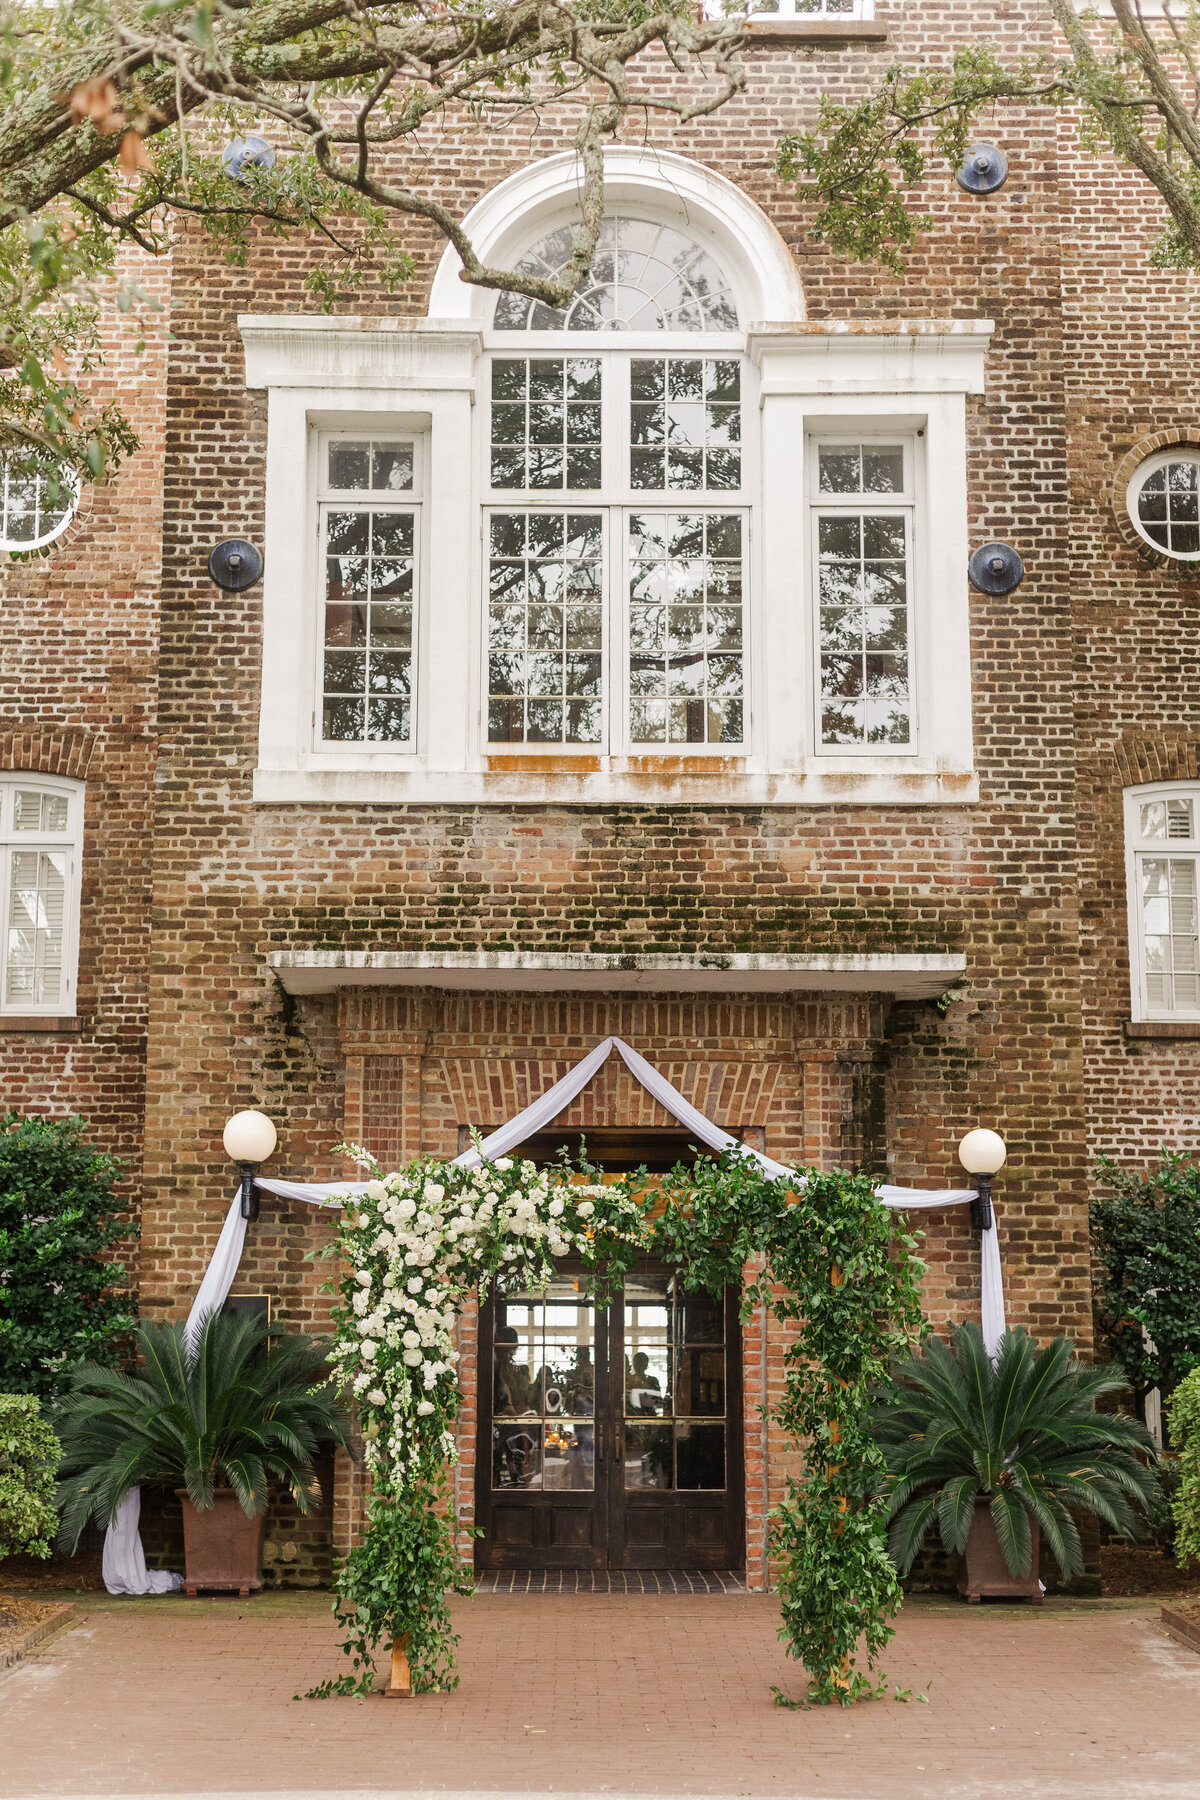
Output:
[
  {"xmin": 0, "ymin": 454, "xmax": 78, "ymax": 552},
  {"xmin": 1127, "ymin": 450, "xmax": 1200, "ymax": 561}
]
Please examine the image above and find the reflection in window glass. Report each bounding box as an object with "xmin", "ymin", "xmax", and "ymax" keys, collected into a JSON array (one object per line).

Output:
[
  {"xmin": 1140, "ymin": 798, "xmax": 1195, "ymax": 841},
  {"xmin": 487, "ymin": 512, "xmax": 603, "ymax": 743},
  {"xmin": 327, "ymin": 439, "xmax": 413, "ymax": 493},
  {"xmin": 1134, "ymin": 456, "xmax": 1200, "ymax": 558},
  {"xmin": 493, "ymin": 1279, "xmax": 596, "ymax": 1491},
  {"xmin": 630, "ymin": 358, "xmax": 741, "ymax": 491},
  {"xmin": 490, "ymin": 359, "xmax": 602, "ymax": 490},
  {"xmin": 0, "ymin": 455, "xmax": 76, "ymax": 552},
  {"xmin": 1140, "ymin": 857, "xmax": 1199, "ymax": 1012},
  {"xmin": 628, "ymin": 512, "xmax": 744, "ymax": 745},
  {"xmin": 493, "ymin": 216, "xmax": 739, "ymax": 333},
  {"xmin": 5, "ymin": 849, "xmax": 65, "ymax": 1006},
  {"xmin": 623, "ymin": 1275, "xmax": 728, "ymax": 1491},
  {"xmin": 322, "ymin": 507, "xmax": 415, "ymax": 743},
  {"xmin": 815, "ymin": 443, "xmax": 911, "ymax": 749}
]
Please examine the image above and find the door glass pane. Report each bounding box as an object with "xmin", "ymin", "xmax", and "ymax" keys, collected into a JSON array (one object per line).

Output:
[
  {"xmin": 492, "ymin": 1277, "xmax": 595, "ymax": 1491},
  {"xmin": 624, "ymin": 1274, "xmax": 728, "ymax": 1492}
]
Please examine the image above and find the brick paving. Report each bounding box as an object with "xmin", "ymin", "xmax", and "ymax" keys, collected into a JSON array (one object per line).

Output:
[{"xmin": 1, "ymin": 1591, "xmax": 1199, "ymax": 1799}]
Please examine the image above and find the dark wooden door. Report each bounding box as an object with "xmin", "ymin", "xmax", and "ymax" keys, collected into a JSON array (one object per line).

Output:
[{"xmin": 475, "ymin": 1261, "xmax": 744, "ymax": 1571}]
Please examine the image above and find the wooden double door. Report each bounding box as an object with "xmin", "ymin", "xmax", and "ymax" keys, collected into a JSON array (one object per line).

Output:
[{"xmin": 475, "ymin": 1261, "xmax": 744, "ymax": 1570}]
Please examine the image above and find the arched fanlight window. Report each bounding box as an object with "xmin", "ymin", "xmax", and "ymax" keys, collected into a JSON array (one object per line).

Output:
[{"xmin": 493, "ymin": 216, "xmax": 740, "ymax": 333}]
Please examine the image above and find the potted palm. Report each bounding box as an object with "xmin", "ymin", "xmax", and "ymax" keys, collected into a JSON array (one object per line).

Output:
[
  {"xmin": 873, "ymin": 1323, "xmax": 1159, "ymax": 1601},
  {"xmin": 56, "ymin": 1310, "xmax": 350, "ymax": 1596}
]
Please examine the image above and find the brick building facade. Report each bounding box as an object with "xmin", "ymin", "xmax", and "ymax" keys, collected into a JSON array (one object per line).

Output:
[{"xmin": 3, "ymin": 1, "xmax": 1198, "ymax": 1586}]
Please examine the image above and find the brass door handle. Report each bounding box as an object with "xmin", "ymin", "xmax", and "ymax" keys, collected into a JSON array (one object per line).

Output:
[{"xmin": 614, "ymin": 1421, "xmax": 622, "ymax": 1463}]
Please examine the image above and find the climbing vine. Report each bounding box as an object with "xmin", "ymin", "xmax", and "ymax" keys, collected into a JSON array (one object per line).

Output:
[{"xmin": 309, "ymin": 1146, "xmax": 925, "ymax": 1707}]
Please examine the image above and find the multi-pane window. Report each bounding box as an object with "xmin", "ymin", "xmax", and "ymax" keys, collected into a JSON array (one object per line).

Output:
[
  {"xmin": 628, "ymin": 513, "xmax": 743, "ymax": 744},
  {"xmin": 1, "ymin": 778, "xmax": 80, "ymax": 1015},
  {"xmin": 1127, "ymin": 787, "xmax": 1200, "ymax": 1018},
  {"xmin": 493, "ymin": 216, "xmax": 739, "ymax": 333},
  {"xmin": 490, "ymin": 359, "xmax": 601, "ymax": 490},
  {"xmin": 487, "ymin": 512, "xmax": 604, "ymax": 744},
  {"xmin": 0, "ymin": 455, "xmax": 76, "ymax": 552},
  {"xmin": 319, "ymin": 436, "xmax": 419, "ymax": 745},
  {"xmin": 630, "ymin": 359, "xmax": 740, "ymax": 491},
  {"xmin": 1128, "ymin": 452, "xmax": 1200, "ymax": 560},
  {"xmin": 812, "ymin": 440, "xmax": 913, "ymax": 750},
  {"xmin": 485, "ymin": 344, "xmax": 747, "ymax": 750}
]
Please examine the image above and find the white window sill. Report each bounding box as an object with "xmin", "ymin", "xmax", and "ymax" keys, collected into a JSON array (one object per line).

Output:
[{"xmin": 252, "ymin": 762, "xmax": 979, "ymax": 807}]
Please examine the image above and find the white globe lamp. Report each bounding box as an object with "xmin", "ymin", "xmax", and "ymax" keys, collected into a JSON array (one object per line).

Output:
[
  {"xmin": 223, "ymin": 1110, "xmax": 277, "ymax": 1220},
  {"xmin": 958, "ymin": 1128, "xmax": 1006, "ymax": 1232}
]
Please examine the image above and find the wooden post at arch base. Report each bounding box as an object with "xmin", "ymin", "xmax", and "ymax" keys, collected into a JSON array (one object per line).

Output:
[{"xmin": 384, "ymin": 1634, "xmax": 412, "ymax": 1698}]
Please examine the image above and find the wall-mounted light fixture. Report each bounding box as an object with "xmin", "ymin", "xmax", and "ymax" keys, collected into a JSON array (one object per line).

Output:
[
  {"xmin": 223, "ymin": 1109, "xmax": 278, "ymax": 1222},
  {"xmin": 958, "ymin": 1128, "xmax": 1006, "ymax": 1233}
]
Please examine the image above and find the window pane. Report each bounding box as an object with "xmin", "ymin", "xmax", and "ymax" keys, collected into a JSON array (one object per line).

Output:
[
  {"xmin": 630, "ymin": 359, "xmax": 741, "ymax": 491},
  {"xmin": 675, "ymin": 1422, "xmax": 725, "ymax": 1490},
  {"xmin": 490, "ymin": 359, "xmax": 602, "ymax": 490},
  {"xmin": 487, "ymin": 512, "xmax": 603, "ymax": 743},
  {"xmin": 5, "ymin": 848, "xmax": 65, "ymax": 1006},
  {"xmin": 1141, "ymin": 855, "xmax": 1200, "ymax": 1011},
  {"xmin": 628, "ymin": 513, "xmax": 744, "ymax": 745},
  {"xmin": 0, "ymin": 456, "xmax": 76, "ymax": 550},
  {"xmin": 321, "ymin": 508, "xmax": 415, "ymax": 743},
  {"xmin": 1136, "ymin": 458, "xmax": 1200, "ymax": 556},
  {"xmin": 327, "ymin": 440, "xmax": 412, "ymax": 493},
  {"xmin": 492, "ymin": 216, "xmax": 738, "ymax": 332},
  {"xmin": 13, "ymin": 789, "xmax": 68, "ymax": 833},
  {"xmin": 819, "ymin": 443, "xmax": 905, "ymax": 496},
  {"xmin": 817, "ymin": 508, "xmax": 911, "ymax": 748}
]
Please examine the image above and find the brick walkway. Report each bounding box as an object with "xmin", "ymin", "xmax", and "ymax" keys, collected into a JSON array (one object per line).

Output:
[{"xmin": 1, "ymin": 1590, "xmax": 1198, "ymax": 1799}]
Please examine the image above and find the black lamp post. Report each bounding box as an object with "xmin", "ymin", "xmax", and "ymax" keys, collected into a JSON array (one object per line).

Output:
[
  {"xmin": 222, "ymin": 1109, "xmax": 278, "ymax": 1222},
  {"xmin": 958, "ymin": 1128, "xmax": 1007, "ymax": 1232}
]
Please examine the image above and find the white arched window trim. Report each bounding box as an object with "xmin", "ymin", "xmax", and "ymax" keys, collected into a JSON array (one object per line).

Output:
[
  {"xmin": 242, "ymin": 149, "xmax": 990, "ymax": 808},
  {"xmin": 428, "ymin": 147, "xmax": 806, "ymax": 331}
]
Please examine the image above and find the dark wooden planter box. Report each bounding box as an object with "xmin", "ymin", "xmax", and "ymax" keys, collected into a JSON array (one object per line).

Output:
[
  {"xmin": 958, "ymin": 1498, "xmax": 1043, "ymax": 1604},
  {"xmin": 176, "ymin": 1488, "xmax": 266, "ymax": 1598}
]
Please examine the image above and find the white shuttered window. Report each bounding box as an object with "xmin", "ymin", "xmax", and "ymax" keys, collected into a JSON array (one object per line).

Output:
[
  {"xmin": 1, "ymin": 777, "xmax": 82, "ymax": 1015},
  {"xmin": 1125, "ymin": 784, "xmax": 1200, "ymax": 1020}
]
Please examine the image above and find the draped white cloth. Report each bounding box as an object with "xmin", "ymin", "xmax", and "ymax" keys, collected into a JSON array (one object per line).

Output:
[{"xmin": 104, "ymin": 1033, "xmax": 1002, "ymax": 1593}]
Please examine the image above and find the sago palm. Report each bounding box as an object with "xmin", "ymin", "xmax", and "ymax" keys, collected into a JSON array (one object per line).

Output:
[
  {"xmin": 873, "ymin": 1322, "xmax": 1158, "ymax": 1580},
  {"xmin": 56, "ymin": 1310, "xmax": 351, "ymax": 1549}
]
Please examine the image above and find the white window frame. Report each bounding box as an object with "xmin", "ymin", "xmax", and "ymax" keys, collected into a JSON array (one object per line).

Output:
[
  {"xmin": 0, "ymin": 774, "xmax": 83, "ymax": 1017},
  {"xmin": 806, "ymin": 432, "xmax": 920, "ymax": 758},
  {"xmin": 481, "ymin": 346, "xmax": 752, "ymax": 759},
  {"xmin": 0, "ymin": 456, "xmax": 79, "ymax": 554},
  {"xmin": 315, "ymin": 428, "xmax": 425, "ymax": 753},
  {"xmin": 1124, "ymin": 781, "xmax": 1200, "ymax": 1023},
  {"xmin": 702, "ymin": 0, "xmax": 874, "ymax": 16},
  {"xmin": 1125, "ymin": 448, "xmax": 1200, "ymax": 562}
]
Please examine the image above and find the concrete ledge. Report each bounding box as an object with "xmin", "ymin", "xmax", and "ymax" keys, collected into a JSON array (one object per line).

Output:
[
  {"xmin": 1124, "ymin": 1019, "xmax": 1200, "ymax": 1041},
  {"xmin": 1162, "ymin": 1603, "xmax": 1200, "ymax": 1653},
  {"xmin": 0, "ymin": 1601, "xmax": 76, "ymax": 1672},
  {"xmin": 744, "ymin": 19, "xmax": 889, "ymax": 41},
  {"xmin": 268, "ymin": 948, "xmax": 966, "ymax": 999}
]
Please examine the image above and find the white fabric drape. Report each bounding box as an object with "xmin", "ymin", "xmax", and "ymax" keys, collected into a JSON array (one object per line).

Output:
[{"xmin": 105, "ymin": 1033, "xmax": 1003, "ymax": 1592}]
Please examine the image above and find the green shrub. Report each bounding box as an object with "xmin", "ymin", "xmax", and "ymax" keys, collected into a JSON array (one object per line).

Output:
[
  {"xmin": 1092, "ymin": 1151, "xmax": 1200, "ymax": 1405},
  {"xmin": 874, "ymin": 1323, "xmax": 1159, "ymax": 1579},
  {"xmin": 0, "ymin": 1393, "xmax": 59, "ymax": 1560},
  {"xmin": 1170, "ymin": 1367, "xmax": 1200, "ymax": 1569},
  {"xmin": 0, "ymin": 1113, "xmax": 137, "ymax": 1400},
  {"xmin": 56, "ymin": 1310, "xmax": 351, "ymax": 1547}
]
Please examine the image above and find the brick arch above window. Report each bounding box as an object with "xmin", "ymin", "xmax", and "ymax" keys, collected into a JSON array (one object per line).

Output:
[
  {"xmin": 1110, "ymin": 428, "xmax": 1200, "ymax": 574},
  {"xmin": 1112, "ymin": 731, "xmax": 1200, "ymax": 791},
  {"xmin": 0, "ymin": 723, "xmax": 97, "ymax": 782}
]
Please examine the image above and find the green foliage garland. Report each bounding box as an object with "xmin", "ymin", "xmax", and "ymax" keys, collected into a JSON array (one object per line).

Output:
[
  {"xmin": 0, "ymin": 1113, "xmax": 137, "ymax": 1401},
  {"xmin": 1091, "ymin": 1151, "xmax": 1200, "ymax": 1404},
  {"xmin": 311, "ymin": 1147, "xmax": 926, "ymax": 1707},
  {"xmin": 1170, "ymin": 1367, "xmax": 1200, "ymax": 1570},
  {"xmin": 0, "ymin": 1392, "xmax": 59, "ymax": 1560}
]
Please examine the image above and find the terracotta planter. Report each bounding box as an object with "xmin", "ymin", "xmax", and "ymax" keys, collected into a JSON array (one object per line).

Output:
[
  {"xmin": 175, "ymin": 1488, "xmax": 266, "ymax": 1597},
  {"xmin": 958, "ymin": 1497, "xmax": 1043, "ymax": 1604}
]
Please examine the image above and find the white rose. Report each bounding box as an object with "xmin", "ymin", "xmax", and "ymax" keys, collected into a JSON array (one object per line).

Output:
[
  {"xmin": 417, "ymin": 1400, "xmax": 435, "ymax": 1416},
  {"xmin": 403, "ymin": 1348, "xmax": 422, "ymax": 1367},
  {"xmin": 360, "ymin": 1340, "xmax": 378, "ymax": 1361},
  {"xmin": 403, "ymin": 1329, "xmax": 420, "ymax": 1348},
  {"xmin": 354, "ymin": 1268, "xmax": 372, "ymax": 1286},
  {"xmin": 424, "ymin": 1183, "xmax": 445, "ymax": 1203},
  {"xmin": 422, "ymin": 1365, "xmax": 438, "ymax": 1387},
  {"xmin": 366, "ymin": 1181, "xmax": 387, "ymax": 1202},
  {"xmin": 577, "ymin": 1200, "xmax": 594, "ymax": 1218},
  {"xmin": 397, "ymin": 1197, "xmax": 417, "ymax": 1221},
  {"xmin": 494, "ymin": 1158, "xmax": 513, "ymax": 1171},
  {"xmin": 366, "ymin": 1388, "xmax": 386, "ymax": 1406},
  {"xmin": 548, "ymin": 1198, "xmax": 564, "ymax": 1218},
  {"xmin": 407, "ymin": 1276, "xmax": 424, "ymax": 1294}
]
